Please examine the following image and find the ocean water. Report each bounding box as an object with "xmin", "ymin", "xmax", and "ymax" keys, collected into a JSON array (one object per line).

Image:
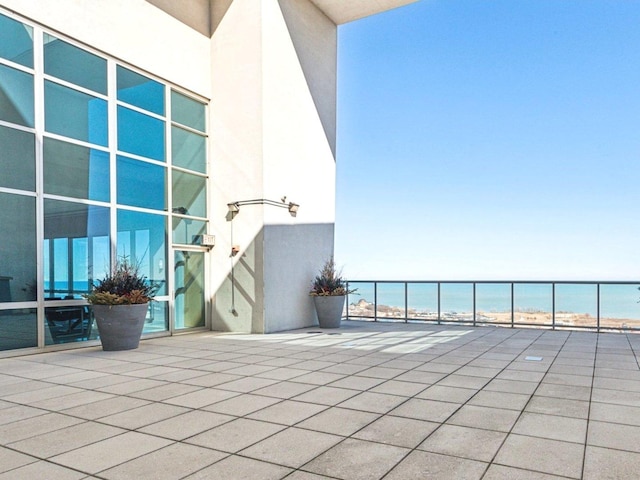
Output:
[{"xmin": 347, "ymin": 281, "xmax": 640, "ymax": 320}]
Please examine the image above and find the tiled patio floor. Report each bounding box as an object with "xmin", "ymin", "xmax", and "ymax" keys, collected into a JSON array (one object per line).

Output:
[{"xmin": 2, "ymin": 320, "xmax": 640, "ymax": 479}]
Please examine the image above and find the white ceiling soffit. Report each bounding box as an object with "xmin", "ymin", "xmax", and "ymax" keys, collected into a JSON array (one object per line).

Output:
[{"xmin": 309, "ymin": 0, "xmax": 419, "ymax": 25}]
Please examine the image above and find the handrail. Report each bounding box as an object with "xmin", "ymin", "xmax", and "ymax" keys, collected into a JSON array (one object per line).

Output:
[{"xmin": 345, "ymin": 280, "xmax": 640, "ymax": 333}]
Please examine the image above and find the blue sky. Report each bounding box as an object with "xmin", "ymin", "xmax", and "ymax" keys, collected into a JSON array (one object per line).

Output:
[{"xmin": 335, "ymin": 0, "xmax": 640, "ymax": 281}]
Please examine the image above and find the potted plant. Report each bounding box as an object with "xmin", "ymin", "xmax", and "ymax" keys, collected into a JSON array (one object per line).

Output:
[
  {"xmin": 309, "ymin": 257, "xmax": 356, "ymax": 328},
  {"xmin": 86, "ymin": 257, "xmax": 158, "ymax": 351}
]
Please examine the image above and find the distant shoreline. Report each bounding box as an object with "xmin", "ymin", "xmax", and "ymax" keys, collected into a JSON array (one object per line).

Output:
[{"xmin": 347, "ymin": 299, "xmax": 640, "ymax": 329}]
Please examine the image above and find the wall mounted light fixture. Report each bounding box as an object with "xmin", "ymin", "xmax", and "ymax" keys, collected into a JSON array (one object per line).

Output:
[{"xmin": 227, "ymin": 198, "xmax": 299, "ymax": 219}]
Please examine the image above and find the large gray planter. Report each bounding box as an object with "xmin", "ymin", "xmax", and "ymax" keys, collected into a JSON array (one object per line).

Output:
[
  {"xmin": 313, "ymin": 295, "xmax": 345, "ymax": 328},
  {"xmin": 92, "ymin": 303, "xmax": 148, "ymax": 351}
]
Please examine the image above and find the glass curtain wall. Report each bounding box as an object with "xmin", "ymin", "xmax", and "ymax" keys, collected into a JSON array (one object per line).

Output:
[{"xmin": 0, "ymin": 10, "xmax": 208, "ymax": 351}]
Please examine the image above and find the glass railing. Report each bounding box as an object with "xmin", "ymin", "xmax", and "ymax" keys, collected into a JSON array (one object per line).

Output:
[{"xmin": 345, "ymin": 281, "xmax": 640, "ymax": 332}]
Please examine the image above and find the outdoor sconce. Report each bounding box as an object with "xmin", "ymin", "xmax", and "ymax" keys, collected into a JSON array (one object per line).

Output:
[{"xmin": 227, "ymin": 197, "xmax": 299, "ymax": 219}]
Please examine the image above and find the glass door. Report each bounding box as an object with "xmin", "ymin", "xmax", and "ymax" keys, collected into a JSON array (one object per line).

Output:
[{"xmin": 174, "ymin": 249, "xmax": 206, "ymax": 329}]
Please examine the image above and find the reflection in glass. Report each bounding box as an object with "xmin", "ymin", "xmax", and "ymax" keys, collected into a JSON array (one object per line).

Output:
[
  {"xmin": 117, "ymin": 209, "xmax": 167, "ymax": 295},
  {"xmin": 45, "ymin": 305, "xmax": 94, "ymax": 345},
  {"xmin": 45, "ymin": 81, "xmax": 108, "ymax": 146},
  {"xmin": 117, "ymin": 156, "xmax": 165, "ymax": 210},
  {"xmin": 476, "ymin": 283, "xmax": 511, "ymax": 324},
  {"xmin": 0, "ymin": 14, "xmax": 33, "ymax": 67},
  {"xmin": 0, "ymin": 309, "xmax": 37, "ymax": 350},
  {"xmin": 172, "ymin": 218, "xmax": 206, "ymax": 245},
  {"xmin": 172, "ymin": 126, "xmax": 206, "ymax": 173},
  {"xmin": 0, "ymin": 193, "xmax": 36, "ymax": 302},
  {"xmin": 600, "ymin": 284, "xmax": 640, "ymax": 330},
  {"xmin": 171, "ymin": 90, "xmax": 205, "ymax": 132},
  {"xmin": 0, "ymin": 125, "xmax": 35, "ymax": 191},
  {"xmin": 407, "ymin": 283, "xmax": 438, "ymax": 320},
  {"xmin": 555, "ymin": 284, "xmax": 597, "ymax": 329},
  {"xmin": 117, "ymin": 106, "xmax": 165, "ymax": 160},
  {"xmin": 117, "ymin": 66, "xmax": 164, "ymax": 115},
  {"xmin": 43, "ymin": 200, "xmax": 109, "ymax": 298},
  {"xmin": 44, "ymin": 138, "xmax": 109, "ymax": 201},
  {"xmin": 144, "ymin": 301, "xmax": 168, "ymax": 333},
  {"xmin": 172, "ymin": 170, "xmax": 206, "ymax": 218},
  {"xmin": 44, "ymin": 34, "xmax": 107, "ymax": 94},
  {"xmin": 513, "ymin": 283, "xmax": 552, "ymax": 326},
  {"xmin": 174, "ymin": 251, "xmax": 205, "ymax": 328},
  {"xmin": 0, "ymin": 64, "xmax": 34, "ymax": 127}
]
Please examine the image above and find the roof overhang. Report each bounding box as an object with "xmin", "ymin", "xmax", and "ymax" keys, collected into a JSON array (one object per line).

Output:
[{"xmin": 308, "ymin": 0, "xmax": 419, "ymax": 25}]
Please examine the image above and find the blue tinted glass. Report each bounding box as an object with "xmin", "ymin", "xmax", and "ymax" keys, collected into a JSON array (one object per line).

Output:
[
  {"xmin": 44, "ymin": 138, "xmax": 110, "ymax": 201},
  {"xmin": 0, "ymin": 64, "xmax": 34, "ymax": 127},
  {"xmin": 117, "ymin": 156, "xmax": 166, "ymax": 210},
  {"xmin": 172, "ymin": 218, "xmax": 206, "ymax": 245},
  {"xmin": 117, "ymin": 209, "xmax": 167, "ymax": 295},
  {"xmin": 172, "ymin": 126, "xmax": 205, "ymax": 173},
  {"xmin": 43, "ymin": 199, "xmax": 110, "ymax": 300},
  {"xmin": 0, "ymin": 309, "xmax": 37, "ymax": 350},
  {"xmin": 45, "ymin": 81, "xmax": 108, "ymax": 146},
  {"xmin": 0, "ymin": 125, "xmax": 35, "ymax": 191},
  {"xmin": 0, "ymin": 14, "xmax": 33, "ymax": 67},
  {"xmin": 117, "ymin": 66, "xmax": 164, "ymax": 115},
  {"xmin": 117, "ymin": 106, "xmax": 165, "ymax": 161},
  {"xmin": 172, "ymin": 170, "xmax": 206, "ymax": 218},
  {"xmin": 0, "ymin": 193, "xmax": 36, "ymax": 303},
  {"xmin": 44, "ymin": 34, "xmax": 107, "ymax": 94},
  {"xmin": 171, "ymin": 91, "xmax": 205, "ymax": 132}
]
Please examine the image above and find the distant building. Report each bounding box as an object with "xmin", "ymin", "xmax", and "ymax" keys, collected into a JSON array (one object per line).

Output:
[{"xmin": 0, "ymin": 0, "xmax": 416, "ymax": 352}]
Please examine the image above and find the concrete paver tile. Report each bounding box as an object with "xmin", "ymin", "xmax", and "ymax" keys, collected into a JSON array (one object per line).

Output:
[
  {"xmin": 187, "ymin": 418, "xmax": 286, "ymax": 452},
  {"xmin": 447, "ymin": 405, "xmax": 520, "ymax": 432},
  {"xmin": 584, "ymin": 445, "xmax": 640, "ymax": 480},
  {"xmin": 240, "ymin": 427, "xmax": 342, "ymax": 468},
  {"xmin": 303, "ymin": 438, "xmax": 409, "ymax": 480},
  {"xmin": 297, "ymin": 407, "xmax": 379, "ymax": 436},
  {"xmin": 384, "ymin": 450, "xmax": 487, "ymax": 480},
  {"xmin": 418, "ymin": 424, "xmax": 507, "ymax": 462},
  {"xmin": 353, "ymin": 415, "xmax": 438, "ymax": 448},
  {"xmin": 183, "ymin": 455, "xmax": 291, "ymax": 480},
  {"xmin": 49, "ymin": 431, "xmax": 172, "ymax": 475},
  {"xmin": 99, "ymin": 442, "xmax": 226, "ymax": 480},
  {"xmin": 494, "ymin": 434, "xmax": 584, "ymax": 478}
]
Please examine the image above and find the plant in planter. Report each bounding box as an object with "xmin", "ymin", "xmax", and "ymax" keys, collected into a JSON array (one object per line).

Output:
[
  {"xmin": 86, "ymin": 257, "xmax": 158, "ymax": 351},
  {"xmin": 309, "ymin": 257, "xmax": 356, "ymax": 328}
]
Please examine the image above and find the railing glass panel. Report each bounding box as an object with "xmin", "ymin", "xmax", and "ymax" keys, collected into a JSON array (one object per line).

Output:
[
  {"xmin": 407, "ymin": 282, "xmax": 438, "ymax": 322},
  {"xmin": 600, "ymin": 284, "xmax": 640, "ymax": 331},
  {"xmin": 476, "ymin": 283, "xmax": 512, "ymax": 325},
  {"xmin": 555, "ymin": 283, "xmax": 598, "ymax": 330},
  {"xmin": 440, "ymin": 283, "xmax": 473, "ymax": 323}
]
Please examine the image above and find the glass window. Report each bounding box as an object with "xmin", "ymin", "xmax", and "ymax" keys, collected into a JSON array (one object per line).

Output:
[
  {"xmin": 0, "ymin": 13, "xmax": 33, "ymax": 68},
  {"xmin": 174, "ymin": 250, "xmax": 205, "ymax": 328},
  {"xmin": 43, "ymin": 34, "xmax": 107, "ymax": 95},
  {"xmin": 0, "ymin": 193, "xmax": 36, "ymax": 302},
  {"xmin": 45, "ymin": 305, "xmax": 94, "ymax": 345},
  {"xmin": 44, "ymin": 138, "xmax": 110, "ymax": 201},
  {"xmin": 172, "ymin": 170, "xmax": 206, "ymax": 218},
  {"xmin": 117, "ymin": 210, "xmax": 167, "ymax": 296},
  {"xmin": 43, "ymin": 199, "xmax": 110, "ymax": 299},
  {"xmin": 0, "ymin": 64, "xmax": 34, "ymax": 127},
  {"xmin": 117, "ymin": 106, "xmax": 165, "ymax": 161},
  {"xmin": 171, "ymin": 91, "xmax": 205, "ymax": 132},
  {"xmin": 144, "ymin": 301, "xmax": 168, "ymax": 333},
  {"xmin": 0, "ymin": 125, "xmax": 35, "ymax": 191},
  {"xmin": 0, "ymin": 309, "xmax": 37, "ymax": 351},
  {"xmin": 44, "ymin": 80, "xmax": 108, "ymax": 146},
  {"xmin": 117, "ymin": 66, "xmax": 164, "ymax": 115},
  {"xmin": 117, "ymin": 156, "xmax": 165, "ymax": 210},
  {"xmin": 172, "ymin": 218, "xmax": 206, "ymax": 245},
  {"xmin": 171, "ymin": 126, "xmax": 206, "ymax": 173}
]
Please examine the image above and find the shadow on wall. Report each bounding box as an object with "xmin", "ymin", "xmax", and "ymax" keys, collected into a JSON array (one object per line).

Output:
[{"xmin": 213, "ymin": 223, "xmax": 334, "ymax": 334}]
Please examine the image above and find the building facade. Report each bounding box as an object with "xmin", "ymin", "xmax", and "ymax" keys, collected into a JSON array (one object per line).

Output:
[{"xmin": 0, "ymin": 0, "xmax": 415, "ymax": 353}]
